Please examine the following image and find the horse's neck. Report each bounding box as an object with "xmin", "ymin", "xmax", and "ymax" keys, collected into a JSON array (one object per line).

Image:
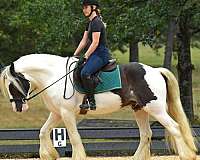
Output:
[{"xmin": 14, "ymin": 54, "xmax": 73, "ymax": 87}]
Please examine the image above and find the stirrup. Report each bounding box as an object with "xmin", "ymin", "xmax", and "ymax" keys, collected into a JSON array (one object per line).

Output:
[
  {"xmin": 89, "ymin": 102, "xmax": 96, "ymax": 110},
  {"xmin": 80, "ymin": 101, "xmax": 89, "ymax": 110},
  {"xmin": 87, "ymin": 95, "xmax": 96, "ymax": 110}
]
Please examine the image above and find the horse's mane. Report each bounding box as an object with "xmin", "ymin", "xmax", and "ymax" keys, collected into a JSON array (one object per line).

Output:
[
  {"xmin": 0, "ymin": 66, "xmax": 10, "ymax": 97},
  {"xmin": 0, "ymin": 65, "xmax": 27, "ymax": 97}
]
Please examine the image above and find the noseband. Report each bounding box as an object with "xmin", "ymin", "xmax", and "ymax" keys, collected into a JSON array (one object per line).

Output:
[{"xmin": 10, "ymin": 97, "xmax": 26, "ymax": 103}]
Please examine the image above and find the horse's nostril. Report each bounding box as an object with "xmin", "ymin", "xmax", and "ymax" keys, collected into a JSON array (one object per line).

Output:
[{"xmin": 16, "ymin": 107, "xmax": 22, "ymax": 112}]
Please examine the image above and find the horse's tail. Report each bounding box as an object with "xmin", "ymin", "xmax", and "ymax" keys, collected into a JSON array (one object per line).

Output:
[{"xmin": 157, "ymin": 67, "xmax": 197, "ymax": 153}]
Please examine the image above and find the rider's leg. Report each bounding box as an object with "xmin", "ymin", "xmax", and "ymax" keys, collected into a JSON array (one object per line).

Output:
[{"xmin": 80, "ymin": 54, "xmax": 107, "ymax": 110}]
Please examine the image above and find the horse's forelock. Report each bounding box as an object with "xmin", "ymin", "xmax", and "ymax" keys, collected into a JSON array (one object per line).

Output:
[
  {"xmin": 0, "ymin": 67, "xmax": 10, "ymax": 97},
  {"xmin": 0, "ymin": 66, "xmax": 26, "ymax": 97}
]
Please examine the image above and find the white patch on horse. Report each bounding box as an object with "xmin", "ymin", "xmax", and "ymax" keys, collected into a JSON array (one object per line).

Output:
[
  {"xmin": 86, "ymin": 92, "xmax": 122, "ymax": 115},
  {"xmin": 141, "ymin": 63, "xmax": 167, "ymax": 107}
]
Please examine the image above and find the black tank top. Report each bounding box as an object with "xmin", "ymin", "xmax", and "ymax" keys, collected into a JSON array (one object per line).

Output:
[{"xmin": 86, "ymin": 16, "xmax": 107, "ymax": 47}]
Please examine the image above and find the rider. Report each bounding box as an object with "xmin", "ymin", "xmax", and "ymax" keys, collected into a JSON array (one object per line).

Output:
[{"xmin": 73, "ymin": 0, "xmax": 110, "ymax": 110}]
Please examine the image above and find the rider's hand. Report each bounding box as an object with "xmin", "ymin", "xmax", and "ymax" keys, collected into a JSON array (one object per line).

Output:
[
  {"xmin": 84, "ymin": 54, "xmax": 89, "ymax": 60},
  {"xmin": 77, "ymin": 57, "xmax": 85, "ymax": 66},
  {"xmin": 73, "ymin": 55, "xmax": 80, "ymax": 59}
]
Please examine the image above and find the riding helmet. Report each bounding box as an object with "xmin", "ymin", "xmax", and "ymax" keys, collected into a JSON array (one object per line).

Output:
[{"xmin": 81, "ymin": 0, "xmax": 100, "ymax": 7}]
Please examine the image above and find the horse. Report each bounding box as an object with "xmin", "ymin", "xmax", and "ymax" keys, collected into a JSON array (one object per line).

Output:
[{"xmin": 0, "ymin": 54, "xmax": 197, "ymax": 160}]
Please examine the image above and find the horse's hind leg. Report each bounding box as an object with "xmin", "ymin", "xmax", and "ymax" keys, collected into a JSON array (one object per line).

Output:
[
  {"xmin": 133, "ymin": 109, "xmax": 152, "ymax": 160},
  {"xmin": 39, "ymin": 112, "xmax": 61, "ymax": 160},
  {"xmin": 60, "ymin": 108, "xmax": 86, "ymax": 160},
  {"xmin": 144, "ymin": 102, "xmax": 196, "ymax": 160}
]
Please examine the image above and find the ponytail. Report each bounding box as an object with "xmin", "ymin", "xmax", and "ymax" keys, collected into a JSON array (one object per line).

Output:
[
  {"xmin": 96, "ymin": 8, "xmax": 102, "ymax": 20},
  {"xmin": 95, "ymin": 8, "xmax": 107, "ymax": 28}
]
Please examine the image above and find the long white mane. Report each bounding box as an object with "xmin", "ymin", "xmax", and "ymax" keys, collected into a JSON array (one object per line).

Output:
[
  {"xmin": 0, "ymin": 65, "xmax": 28, "ymax": 97},
  {"xmin": 0, "ymin": 66, "xmax": 11, "ymax": 97}
]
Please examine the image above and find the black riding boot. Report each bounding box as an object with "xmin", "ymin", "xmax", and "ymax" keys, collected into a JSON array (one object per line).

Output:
[
  {"xmin": 79, "ymin": 95, "xmax": 89, "ymax": 110},
  {"xmin": 80, "ymin": 75, "xmax": 98, "ymax": 110},
  {"xmin": 79, "ymin": 94, "xmax": 96, "ymax": 110}
]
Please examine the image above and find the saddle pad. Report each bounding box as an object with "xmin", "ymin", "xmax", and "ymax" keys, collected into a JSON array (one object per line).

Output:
[{"xmin": 74, "ymin": 65, "xmax": 122, "ymax": 94}]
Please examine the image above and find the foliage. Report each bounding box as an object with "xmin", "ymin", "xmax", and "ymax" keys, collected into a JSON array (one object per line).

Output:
[
  {"xmin": 0, "ymin": 0, "xmax": 85, "ymax": 64},
  {"xmin": 0, "ymin": 0, "xmax": 199, "ymax": 63},
  {"xmin": 19, "ymin": 0, "xmax": 83, "ymax": 53}
]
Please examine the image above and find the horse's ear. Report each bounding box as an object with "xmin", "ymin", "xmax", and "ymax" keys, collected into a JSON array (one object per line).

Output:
[{"xmin": 10, "ymin": 62, "xmax": 17, "ymax": 77}]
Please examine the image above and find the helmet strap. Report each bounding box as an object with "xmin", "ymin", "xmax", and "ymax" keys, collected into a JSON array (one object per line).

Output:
[{"xmin": 86, "ymin": 5, "xmax": 96, "ymax": 18}]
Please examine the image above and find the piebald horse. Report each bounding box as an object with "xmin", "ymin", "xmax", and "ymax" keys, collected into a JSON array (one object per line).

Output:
[{"xmin": 0, "ymin": 54, "xmax": 197, "ymax": 160}]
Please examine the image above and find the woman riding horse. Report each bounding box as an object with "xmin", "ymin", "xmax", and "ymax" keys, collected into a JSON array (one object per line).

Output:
[
  {"xmin": 0, "ymin": 1, "xmax": 197, "ymax": 160},
  {"xmin": 73, "ymin": 0, "xmax": 110, "ymax": 110}
]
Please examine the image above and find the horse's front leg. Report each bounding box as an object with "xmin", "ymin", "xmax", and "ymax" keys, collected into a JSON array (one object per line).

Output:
[
  {"xmin": 61, "ymin": 108, "xmax": 86, "ymax": 160},
  {"xmin": 133, "ymin": 109, "xmax": 152, "ymax": 160},
  {"xmin": 39, "ymin": 112, "xmax": 61, "ymax": 160}
]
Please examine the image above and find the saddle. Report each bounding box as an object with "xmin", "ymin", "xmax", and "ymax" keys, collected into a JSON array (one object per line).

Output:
[{"xmin": 101, "ymin": 59, "xmax": 117, "ymax": 72}]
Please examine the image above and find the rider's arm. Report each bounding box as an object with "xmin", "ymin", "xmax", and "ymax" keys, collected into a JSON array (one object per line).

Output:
[
  {"xmin": 84, "ymin": 32, "xmax": 100, "ymax": 59},
  {"xmin": 74, "ymin": 31, "xmax": 88, "ymax": 56}
]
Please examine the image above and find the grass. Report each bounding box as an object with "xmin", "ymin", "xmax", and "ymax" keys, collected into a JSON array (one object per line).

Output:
[{"xmin": 0, "ymin": 44, "xmax": 199, "ymax": 129}]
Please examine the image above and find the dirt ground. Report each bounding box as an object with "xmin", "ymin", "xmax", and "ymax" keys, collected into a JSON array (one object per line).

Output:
[{"xmin": 1, "ymin": 156, "xmax": 200, "ymax": 160}]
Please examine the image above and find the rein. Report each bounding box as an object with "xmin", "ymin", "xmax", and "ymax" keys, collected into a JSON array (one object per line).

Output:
[
  {"xmin": 23, "ymin": 57, "xmax": 78, "ymax": 102},
  {"xmin": 63, "ymin": 58, "xmax": 78, "ymax": 100}
]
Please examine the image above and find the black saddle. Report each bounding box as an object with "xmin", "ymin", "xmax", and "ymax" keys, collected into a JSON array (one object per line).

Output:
[{"xmin": 102, "ymin": 59, "xmax": 117, "ymax": 72}]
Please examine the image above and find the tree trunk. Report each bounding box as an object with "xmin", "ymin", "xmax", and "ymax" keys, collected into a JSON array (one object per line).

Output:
[
  {"xmin": 176, "ymin": 16, "xmax": 194, "ymax": 120},
  {"xmin": 163, "ymin": 19, "xmax": 176, "ymax": 70},
  {"xmin": 129, "ymin": 41, "xmax": 139, "ymax": 62}
]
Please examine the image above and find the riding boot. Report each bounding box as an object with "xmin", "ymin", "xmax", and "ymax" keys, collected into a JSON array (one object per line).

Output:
[{"xmin": 79, "ymin": 95, "xmax": 89, "ymax": 110}]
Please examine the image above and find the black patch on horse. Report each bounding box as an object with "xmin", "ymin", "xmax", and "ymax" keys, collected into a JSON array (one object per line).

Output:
[
  {"xmin": 112, "ymin": 63, "xmax": 157, "ymax": 109},
  {"xmin": 124, "ymin": 63, "xmax": 157, "ymax": 106}
]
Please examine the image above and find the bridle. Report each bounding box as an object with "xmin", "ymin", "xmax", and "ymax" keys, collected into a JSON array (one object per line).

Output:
[{"xmin": 10, "ymin": 98, "xmax": 26, "ymax": 103}]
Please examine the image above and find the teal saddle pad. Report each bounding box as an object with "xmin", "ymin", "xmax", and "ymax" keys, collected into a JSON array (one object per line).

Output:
[{"xmin": 74, "ymin": 65, "xmax": 122, "ymax": 94}]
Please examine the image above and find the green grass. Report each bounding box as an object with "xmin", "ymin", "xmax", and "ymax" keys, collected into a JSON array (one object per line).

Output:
[{"xmin": 0, "ymin": 44, "xmax": 200, "ymax": 128}]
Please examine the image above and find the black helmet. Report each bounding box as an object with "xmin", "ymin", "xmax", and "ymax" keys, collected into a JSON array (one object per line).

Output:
[{"xmin": 81, "ymin": 0, "xmax": 99, "ymax": 7}]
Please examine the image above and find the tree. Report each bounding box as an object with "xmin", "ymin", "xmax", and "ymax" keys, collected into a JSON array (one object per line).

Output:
[
  {"xmin": 176, "ymin": 0, "xmax": 200, "ymax": 120},
  {"xmin": 101, "ymin": 0, "xmax": 167, "ymax": 62},
  {"xmin": 19, "ymin": 0, "xmax": 84, "ymax": 54},
  {"xmin": 163, "ymin": 18, "xmax": 176, "ymax": 69},
  {"xmin": 129, "ymin": 41, "xmax": 139, "ymax": 62},
  {"xmin": 0, "ymin": 0, "xmax": 86, "ymax": 65},
  {"xmin": 0, "ymin": 0, "xmax": 34, "ymax": 65}
]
